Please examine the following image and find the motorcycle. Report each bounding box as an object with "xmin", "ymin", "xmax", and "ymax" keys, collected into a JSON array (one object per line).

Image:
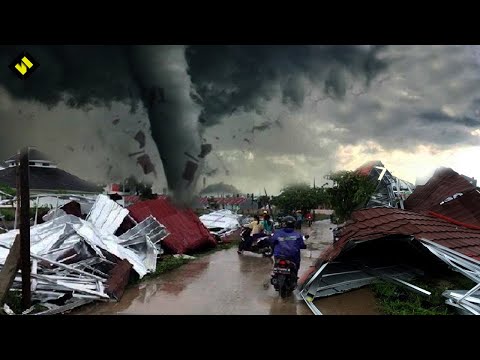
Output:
[
  {"xmin": 271, "ymin": 257, "xmax": 298, "ymax": 298},
  {"xmin": 238, "ymin": 227, "xmax": 274, "ymax": 257},
  {"xmin": 270, "ymin": 234, "xmax": 309, "ymax": 298}
]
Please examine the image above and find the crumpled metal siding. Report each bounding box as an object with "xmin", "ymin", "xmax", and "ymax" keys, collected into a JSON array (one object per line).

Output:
[
  {"xmin": 86, "ymin": 194, "xmax": 129, "ymax": 234},
  {"xmin": 119, "ymin": 215, "xmax": 169, "ymax": 245}
]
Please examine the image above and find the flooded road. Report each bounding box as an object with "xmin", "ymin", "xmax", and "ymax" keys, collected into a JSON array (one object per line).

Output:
[{"xmin": 75, "ymin": 220, "xmax": 380, "ymax": 315}]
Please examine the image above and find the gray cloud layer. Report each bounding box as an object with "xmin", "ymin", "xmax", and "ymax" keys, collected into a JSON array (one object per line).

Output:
[{"xmin": 1, "ymin": 45, "xmax": 479, "ymax": 196}]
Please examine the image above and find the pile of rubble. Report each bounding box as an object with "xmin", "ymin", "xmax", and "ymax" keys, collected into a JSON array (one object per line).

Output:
[
  {"xmin": 199, "ymin": 209, "xmax": 242, "ymax": 243},
  {"xmin": 0, "ymin": 194, "xmax": 170, "ymax": 315}
]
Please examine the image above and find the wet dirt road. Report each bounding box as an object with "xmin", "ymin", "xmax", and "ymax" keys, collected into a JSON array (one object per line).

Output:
[{"xmin": 76, "ymin": 220, "xmax": 380, "ymax": 315}]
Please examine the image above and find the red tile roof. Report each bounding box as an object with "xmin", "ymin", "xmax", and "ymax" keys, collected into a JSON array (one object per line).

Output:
[
  {"xmin": 405, "ymin": 167, "xmax": 474, "ymax": 212},
  {"xmin": 199, "ymin": 197, "xmax": 248, "ymax": 205},
  {"xmin": 128, "ymin": 198, "xmax": 216, "ymax": 254},
  {"xmin": 404, "ymin": 167, "xmax": 480, "ymax": 227},
  {"xmin": 124, "ymin": 195, "xmax": 141, "ymax": 205},
  {"xmin": 355, "ymin": 160, "xmax": 383, "ymax": 176},
  {"xmin": 321, "ymin": 207, "xmax": 480, "ymax": 262}
]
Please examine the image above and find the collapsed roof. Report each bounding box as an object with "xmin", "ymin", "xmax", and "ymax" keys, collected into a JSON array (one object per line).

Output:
[
  {"xmin": 405, "ymin": 167, "xmax": 480, "ymax": 227},
  {"xmin": 322, "ymin": 207, "xmax": 480, "ymax": 262},
  {"xmin": 355, "ymin": 160, "xmax": 415, "ymax": 209}
]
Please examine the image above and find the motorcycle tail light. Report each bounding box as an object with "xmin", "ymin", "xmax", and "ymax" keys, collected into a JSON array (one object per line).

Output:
[{"xmin": 278, "ymin": 260, "xmax": 287, "ymax": 266}]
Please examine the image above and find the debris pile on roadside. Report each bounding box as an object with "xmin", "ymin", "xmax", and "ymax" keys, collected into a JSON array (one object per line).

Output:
[
  {"xmin": 199, "ymin": 209, "xmax": 242, "ymax": 243},
  {"xmin": 299, "ymin": 167, "xmax": 480, "ymax": 315},
  {"xmin": 0, "ymin": 194, "xmax": 169, "ymax": 315}
]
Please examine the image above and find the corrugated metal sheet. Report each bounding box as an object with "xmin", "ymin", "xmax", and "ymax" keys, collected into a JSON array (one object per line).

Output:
[
  {"xmin": 86, "ymin": 194, "xmax": 129, "ymax": 234},
  {"xmin": 119, "ymin": 215, "xmax": 169, "ymax": 245},
  {"xmin": 321, "ymin": 207, "xmax": 480, "ymax": 262},
  {"xmin": 128, "ymin": 198, "xmax": 216, "ymax": 254}
]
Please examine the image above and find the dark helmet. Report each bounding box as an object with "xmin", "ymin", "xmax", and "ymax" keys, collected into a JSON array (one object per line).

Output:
[{"xmin": 283, "ymin": 215, "xmax": 296, "ymax": 229}]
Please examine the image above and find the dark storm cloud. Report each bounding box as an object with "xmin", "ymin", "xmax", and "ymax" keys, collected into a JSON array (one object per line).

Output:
[
  {"xmin": 0, "ymin": 45, "xmax": 140, "ymax": 110},
  {"xmin": 419, "ymin": 111, "xmax": 480, "ymax": 127},
  {"xmin": 185, "ymin": 45, "xmax": 389, "ymax": 126}
]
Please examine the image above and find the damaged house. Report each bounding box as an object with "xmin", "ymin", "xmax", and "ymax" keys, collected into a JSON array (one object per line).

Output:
[{"xmin": 299, "ymin": 167, "xmax": 480, "ymax": 315}]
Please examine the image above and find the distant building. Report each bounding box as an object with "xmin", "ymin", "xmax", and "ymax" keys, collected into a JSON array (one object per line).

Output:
[{"xmin": 0, "ymin": 148, "xmax": 102, "ymax": 208}]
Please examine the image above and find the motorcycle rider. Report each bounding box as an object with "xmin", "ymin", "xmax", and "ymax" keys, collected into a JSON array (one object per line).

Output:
[
  {"xmin": 262, "ymin": 211, "xmax": 274, "ymax": 235},
  {"xmin": 238, "ymin": 214, "xmax": 264, "ymax": 254},
  {"xmin": 306, "ymin": 211, "xmax": 313, "ymax": 227},
  {"xmin": 270, "ymin": 215, "xmax": 306, "ymax": 276},
  {"xmin": 295, "ymin": 210, "xmax": 303, "ymax": 230}
]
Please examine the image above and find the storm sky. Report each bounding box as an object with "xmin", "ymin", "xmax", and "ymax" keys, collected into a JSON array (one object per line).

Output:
[{"xmin": 0, "ymin": 45, "xmax": 479, "ymax": 196}]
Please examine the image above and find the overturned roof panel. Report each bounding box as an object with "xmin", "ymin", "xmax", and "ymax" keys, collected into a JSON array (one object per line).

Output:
[
  {"xmin": 322, "ymin": 207, "xmax": 480, "ymax": 262},
  {"xmin": 128, "ymin": 198, "xmax": 216, "ymax": 254}
]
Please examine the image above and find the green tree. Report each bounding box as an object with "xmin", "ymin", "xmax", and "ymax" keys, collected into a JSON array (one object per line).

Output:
[
  {"xmin": 272, "ymin": 183, "xmax": 326, "ymax": 213},
  {"xmin": 324, "ymin": 171, "xmax": 376, "ymax": 223}
]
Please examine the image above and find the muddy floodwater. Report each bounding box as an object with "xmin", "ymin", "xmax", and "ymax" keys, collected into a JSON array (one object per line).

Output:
[{"xmin": 75, "ymin": 220, "xmax": 381, "ymax": 315}]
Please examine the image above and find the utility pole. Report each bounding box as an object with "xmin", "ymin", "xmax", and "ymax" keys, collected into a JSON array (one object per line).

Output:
[{"xmin": 18, "ymin": 147, "xmax": 31, "ymax": 310}]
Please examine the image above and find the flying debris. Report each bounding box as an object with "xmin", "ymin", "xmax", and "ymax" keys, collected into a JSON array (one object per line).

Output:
[
  {"xmin": 137, "ymin": 154, "xmax": 156, "ymax": 176},
  {"xmin": 215, "ymin": 136, "xmax": 220, "ymax": 140},
  {"xmin": 199, "ymin": 117, "xmax": 207, "ymax": 124},
  {"xmin": 184, "ymin": 152, "xmax": 199, "ymax": 162},
  {"xmin": 66, "ymin": 146, "xmax": 75, "ymax": 152},
  {"xmin": 112, "ymin": 118, "xmax": 120, "ymax": 125},
  {"xmin": 183, "ymin": 161, "xmax": 199, "ymax": 183},
  {"xmin": 232, "ymin": 135, "xmax": 236, "ymax": 139},
  {"xmin": 128, "ymin": 150, "xmax": 144, "ymax": 158},
  {"xmin": 198, "ymin": 144, "xmax": 212, "ymax": 158},
  {"xmin": 243, "ymin": 138, "xmax": 251, "ymax": 144},
  {"xmin": 134, "ymin": 131, "xmax": 146, "ymax": 149}
]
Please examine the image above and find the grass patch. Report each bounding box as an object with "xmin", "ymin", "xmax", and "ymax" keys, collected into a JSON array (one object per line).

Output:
[
  {"xmin": 1, "ymin": 291, "xmax": 22, "ymax": 314},
  {"xmin": 1, "ymin": 291, "xmax": 52, "ymax": 315},
  {"xmin": 194, "ymin": 239, "xmax": 240, "ymax": 257},
  {"xmin": 371, "ymin": 272, "xmax": 475, "ymax": 315},
  {"xmin": 0, "ymin": 207, "xmax": 50, "ymax": 221},
  {"xmin": 153, "ymin": 255, "xmax": 191, "ymax": 275}
]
